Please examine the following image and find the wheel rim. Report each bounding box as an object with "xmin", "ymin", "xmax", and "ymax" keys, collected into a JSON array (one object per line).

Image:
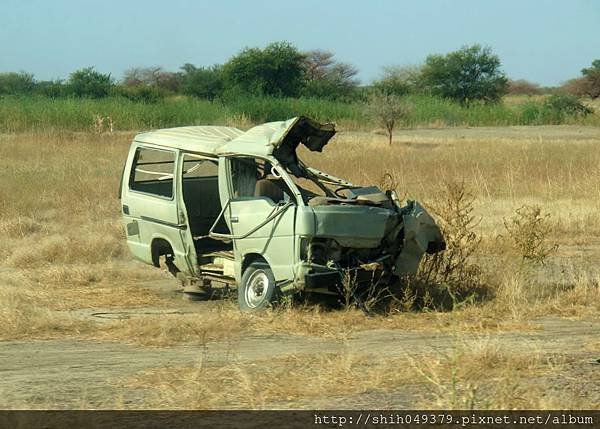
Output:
[{"xmin": 245, "ymin": 270, "xmax": 269, "ymax": 308}]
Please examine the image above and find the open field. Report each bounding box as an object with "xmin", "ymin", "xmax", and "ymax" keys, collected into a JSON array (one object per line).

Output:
[{"xmin": 1, "ymin": 125, "xmax": 600, "ymax": 409}]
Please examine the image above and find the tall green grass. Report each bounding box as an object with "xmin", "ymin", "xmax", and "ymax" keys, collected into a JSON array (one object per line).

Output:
[
  {"xmin": 0, "ymin": 94, "xmax": 597, "ymax": 133},
  {"xmin": 405, "ymin": 95, "xmax": 519, "ymax": 126},
  {"xmin": 0, "ymin": 96, "xmax": 230, "ymax": 132}
]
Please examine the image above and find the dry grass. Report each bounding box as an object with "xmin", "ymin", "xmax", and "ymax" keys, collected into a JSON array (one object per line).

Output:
[
  {"xmin": 87, "ymin": 304, "xmax": 534, "ymax": 347},
  {"xmin": 0, "ymin": 281, "xmax": 95, "ymax": 340},
  {"xmin": 2, "ymin": 127, "xmax": 600, "ymax": 409},
  {"xmin": 1, "ymin": 128, "xmax": 600, "ymax": 341},
  {"xmin": 410, "ymin": 338, "xmax": 585, "ymax": 409},
  {"xmin": 124, "ymin": 336, "xmax": 593, "ymax": 409},
  {"xmin": 125, "ymin": 352, "xmax": 416, "ymax": 409}
]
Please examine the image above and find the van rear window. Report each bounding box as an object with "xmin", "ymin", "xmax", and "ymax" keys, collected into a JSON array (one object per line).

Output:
[{"xmin": 129, "ymin": 147, "xmax": 175, "ymax": 198}]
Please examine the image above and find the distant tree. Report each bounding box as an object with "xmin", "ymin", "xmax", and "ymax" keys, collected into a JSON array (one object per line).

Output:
[
  {"xmin": 122, "ymin": 66, "xmax": 181, "ymax": 92},
  {"xmin": 180, "ymin": 64, "xmax": 224, "ymax": 100},
  {"xmin": 372, "ymin": 65, "xmax": 423, "ymax": 96},
  {"xmin": 68, "ymin": 67, "xmax": 113, "ymax": 98},
  {"xmin": 34, "ymin": 79, "xmax": 67, "ymax": 98},
  {"xmin": 366, "ymin": 92, "xmax": 412, "ymax": 145},
  {"xmin": 420, "ymin": 45, "xmax": 508, "ymax": 105},
  {"xmin": 580, "ymin": 59, "xmax": 600, "ymax": 99},
  {"xmin": 559, "ymin": 77, "xmax": 590, "ymax": 97},
  {"xmin": 122, "ymin": 67, "xmax": 146, "ymax": 87},
  {"xmin": 222, "ymin": 41, "xmax": 306, "ymax": 97},
  {"xmin": 0, "ymin": 72, "xmax": 35, "ymax": 95},
  {"xmin": 301, "ymin": 50, "xmax": 359, "ymax": 99},
  {"xmin": 507, "ymin": 79, "xmax": 542, "ymax": 95}
]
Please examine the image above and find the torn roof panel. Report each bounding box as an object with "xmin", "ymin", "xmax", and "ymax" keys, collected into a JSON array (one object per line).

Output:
[{"xmin": 132, "ymin": 117, "xmax": 335, "ymax": 160}]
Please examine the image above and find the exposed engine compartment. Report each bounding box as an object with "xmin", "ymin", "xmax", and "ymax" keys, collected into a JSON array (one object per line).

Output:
[{"xmin": 301, "ymin": 185, "xmax": 446, "ymax": 287}]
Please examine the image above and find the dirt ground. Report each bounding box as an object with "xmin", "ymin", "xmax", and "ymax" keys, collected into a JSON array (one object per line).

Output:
[{"xmin": 1, "ymin": 277, "xmax": 598, "ymax": 409}]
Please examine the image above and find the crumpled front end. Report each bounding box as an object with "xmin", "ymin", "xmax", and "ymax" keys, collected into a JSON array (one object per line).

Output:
[
  {"xmin": 296, "ymin": 188, "xmax": 445, "ymax": 293},
  {"xmin": 394, "ymin": 200, "xmax": 446, "ymax": 275}
]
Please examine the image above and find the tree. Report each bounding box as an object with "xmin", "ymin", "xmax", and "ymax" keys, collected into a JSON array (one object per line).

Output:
[
  {"xmin": 420, "ymin": 45, "xmax": 508, "ymax": 105},
  {"xmin": 180, "ymin": 64, "xmax": 224, "ymax": 100},
  {"xmin": 68, "ymin": 67, "xmax": 113, "ymax": 98},
  {"xmin": 222, "ymin": 41, "xmax": 306, "ymax": 97},
  {"xmin": 560, "ymin": 77, "xmax": 590, "ymax": 97},
  {"xmin": 122, "ymin": 67, "xmax": 146, "ymax": 87},
  {"xmin": 507, "ymin": 79, "xmax": 542, "ymax": 95},
  {"xmin": 366, "ymin": 92, "xmax": 412, "ymax": 145},
  {"xmin": 34, "ymin": 79, "xmax": 67, "ymax": 98},
  {"xmin": 0, "ymin": 72, "xmax": 35, "ymax": 95},
  {"xmin": 372, "ymin": 65, "xmax": 423, "ymax": 96},
  {"xmin": 122, "ymin": 66, "xmax": 181, "ymax": 92},
  {"xmin": 580, "ymin": 59, "xmax": 600, "ymax": 99},
  {"xmin": 302, "ymin": 50, "xmax": 359, "ymax": 100}
]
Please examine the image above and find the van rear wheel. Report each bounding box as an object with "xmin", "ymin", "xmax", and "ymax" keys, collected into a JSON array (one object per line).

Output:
[{"xmin": 238, "ymin": 262, "xmax": 278, "ymax": 311}]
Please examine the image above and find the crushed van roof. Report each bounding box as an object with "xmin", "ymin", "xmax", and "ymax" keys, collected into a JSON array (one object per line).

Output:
[{"xmin": 133, "ymin": 117, "xmax": 334, "ymax": 159}]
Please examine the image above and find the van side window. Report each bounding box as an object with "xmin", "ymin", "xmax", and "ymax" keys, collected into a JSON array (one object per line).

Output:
[
  {"xmin": 182, "ymin": 155, "xmax": 218, "ymax": 179},
  {"xmin": 230, "ymin": 157, "xmax": 294, "ymax": 204},
  {"xmin": 230, "ymin": 158, "xmax": 259, "ymax": 198},
  {"xmin": 129, "ymin": 146, "xmax": 175, "ymax": 198}
]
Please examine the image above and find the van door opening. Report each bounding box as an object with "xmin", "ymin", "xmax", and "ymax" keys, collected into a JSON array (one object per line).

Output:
[{"xmin": 180, "ymin": 153, "xmax": 232, "ymax": 260}]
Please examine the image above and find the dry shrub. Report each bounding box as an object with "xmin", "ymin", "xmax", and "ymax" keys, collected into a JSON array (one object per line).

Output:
[
  {"xmin": 412, "ymin": 338, "xmax": 570, "ymax": 409},
  {"xmin": 93, "ymin": 114, "xmax": 114, "ymax": 134},
  {"xmin": 335, "ymin": 268, "xmax": 393, "ymax": 315},
  {"xmin": 484, "ymin": 205, "xmax": 560, "ymax": 316},
  {"xmin": 333, "ymin": 182, "xmax": 489, "ymax": 314},
  {"xmin": 402, "ymin": 183, "xmax": 488, "ymax": 311},
  {"xmin": 328, "ymin": 179, "xmax": 487, "ymax": 314},
  {"xmin": 502, "ymin": 205, "xmax": 558, "ymax": 265},
  {"xmin": 365, "ymin": 92, "xmax": 412, "ymax": 146}
]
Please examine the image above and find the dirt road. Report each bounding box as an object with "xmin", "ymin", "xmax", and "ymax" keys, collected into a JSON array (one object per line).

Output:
[{"xmin": 1, "ymin": 311, "xmax": 598, "ymax": 409}]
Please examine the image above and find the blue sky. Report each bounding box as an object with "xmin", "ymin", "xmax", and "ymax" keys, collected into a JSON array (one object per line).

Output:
[{"xmin": 1, "ymin": 0, "xmax": 599, "ymax": 86}]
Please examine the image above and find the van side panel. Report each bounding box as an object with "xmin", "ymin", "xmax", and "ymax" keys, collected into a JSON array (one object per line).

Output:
[{"xmin": 121, "ymin": 142, "xmax": 193, "ymax": 275}]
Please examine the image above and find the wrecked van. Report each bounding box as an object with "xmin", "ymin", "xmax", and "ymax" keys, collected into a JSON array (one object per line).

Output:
[{"xmin": 120, "ymin": 117, "xmax": 445, "ymax": 310}]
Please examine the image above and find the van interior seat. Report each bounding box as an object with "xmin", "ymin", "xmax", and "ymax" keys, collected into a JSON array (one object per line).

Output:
[{"xmin": 254, "ymin": 179, "xmax": 284, "ymax": 203}]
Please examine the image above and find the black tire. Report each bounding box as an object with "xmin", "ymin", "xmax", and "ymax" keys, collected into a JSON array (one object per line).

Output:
[{"xmin": 238, "ymin": 261, "xmax": 279, "ymax": 311}]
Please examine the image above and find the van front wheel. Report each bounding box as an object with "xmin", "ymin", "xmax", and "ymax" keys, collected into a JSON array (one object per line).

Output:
[{"xmin": 238, "ymin": 262, "xmax": 278, "ymax": 311}]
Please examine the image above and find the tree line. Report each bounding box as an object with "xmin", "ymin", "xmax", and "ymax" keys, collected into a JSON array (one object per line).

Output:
[{"xmin": 0, "ymin": 42, "xmax": 598, "ymax": 106}]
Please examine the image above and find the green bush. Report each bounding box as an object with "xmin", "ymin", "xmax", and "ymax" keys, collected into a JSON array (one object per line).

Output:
[
  {"xmin": 0, "ymin": 72, "xmax": 35, "ymax": 95},
  {"xmin": 519, "ymin": 95, "xmax": 593, "ymax": 125},
  {"xmin": 114, "ymin": 86, "xmax": 167, "ymax": 103},
  {"xmin": 68, "ymin": 67, "xmax": 114, "ymax": 98},
  {"xmin": 180, "ymin": 64, "xmax": 224, "ymax": 100},
  {"xmin": 545, "ymin": 94, "xmax": 593, "ymax": 117},
  {"xmin": 34, "ymin": 80, "xmax": 68, "ymax": 98}
]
